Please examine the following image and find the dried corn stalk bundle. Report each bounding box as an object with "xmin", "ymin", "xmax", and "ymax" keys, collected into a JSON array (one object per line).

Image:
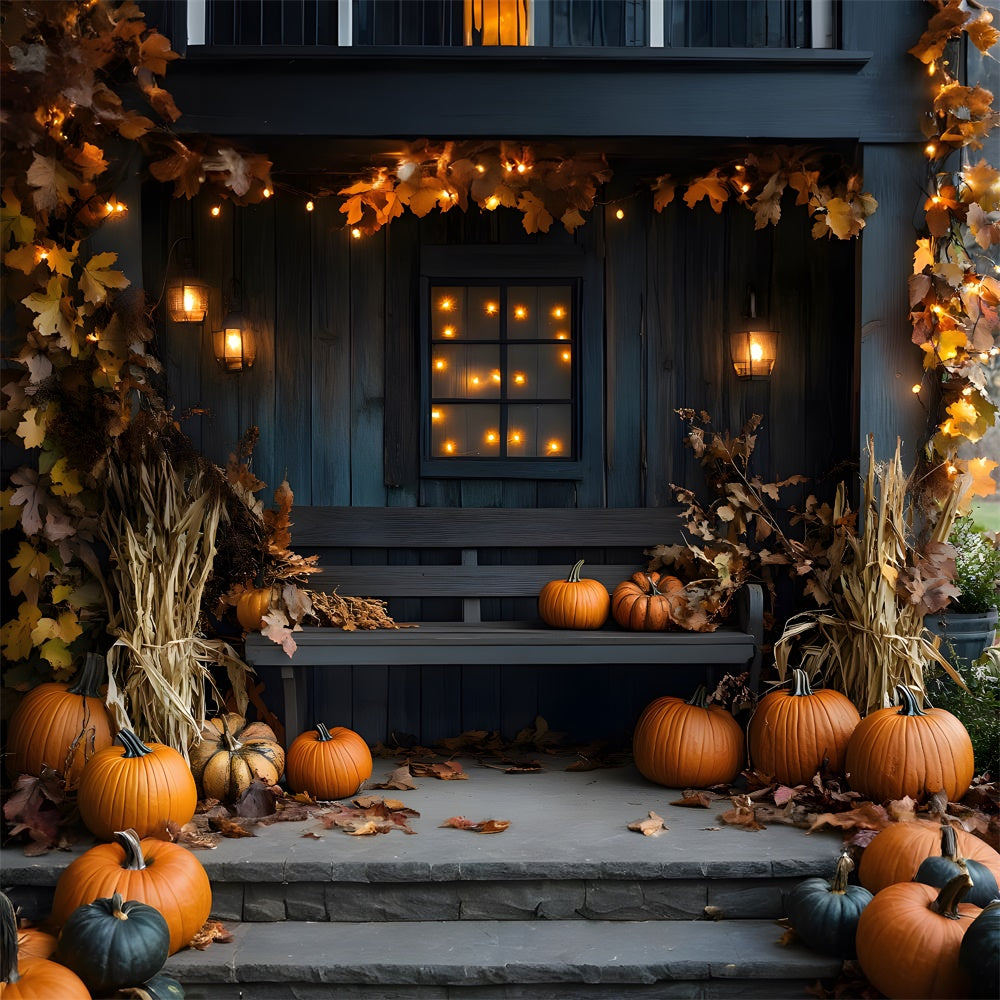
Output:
[
  {"xmin": 100, "ymin": 416, "xmax": 250, "ymax": 756},
  {"xmin": 775, "ymin": 437, "xmax": 965, "ymax": 715}
]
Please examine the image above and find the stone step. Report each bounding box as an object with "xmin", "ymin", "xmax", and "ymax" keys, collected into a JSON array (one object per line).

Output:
[{"xmin": 164, "ymin": 918, "xmax": 843, "ymax": 999}]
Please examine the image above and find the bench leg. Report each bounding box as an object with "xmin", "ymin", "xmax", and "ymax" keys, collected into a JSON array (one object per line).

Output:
[{"xmin": 281, "ymin": 665, "xmax": 300, "ymax": 740}]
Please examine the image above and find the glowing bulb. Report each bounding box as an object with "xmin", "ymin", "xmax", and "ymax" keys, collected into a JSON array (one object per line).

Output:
[
  {"xmin": 947, "ymin": 464, "xmax": 958, "ymax": 476},
  {"xmin": 552, "ymin": 307, "xmax": 566, "ymax": 319},
  {"xmin": 513, "ymin": 305, "xmax": 527, "ymax": 320},
  {"xmin": 485, "ymin": 430, "xmax": 498, "ymax": 444},
  {"xmin": 546, "ymin": 440, "xmax": 562, "ymax": 453},
  {"xmin": 928, "ymin": 61, "xmax": 936, "ymax": 76},
  {"xmin": 735, "ymin": 164, "xmax": 745, "ymax": 173},
  {"xmin": 37, "ymin": 248, "xmax": 48, "ymax": 261},
  {"xmin": 924, "ymin": 143, "xmax": 937, "ymax": 158},
  {"xmin": 183, "ymin": 288, "xmax": 197, "ymax": 312},
  {"xmin": 442, "ymin": 326, "xmax": 455, "ymax": 338},
  {"xmin": 263, "ymin": 187, "xmax": 272, "ymax": 198},
  {"xmin": 226, "ymin": 332, "xmax": 243, "ymax": 352},
  {"xmin": 434, "ymin": 359, "xmax": 447, "ymax": 371},
  {"xmin": 211, "ymin": 205, "xmax": 221, "ymax": 217},
  {"xmin": 485, "ymin": 302, "xmax": 498, "ymax": 316},
  {"xmin": 105, "ymin": 201, "xmax": 115, "ymax": 214},
  {"xmin": 351, "ymin": 228, "xmax": 362, "ymax": 239},
  {"xmin": 443, "ymin": 440, "xmax": 456, "ymax": 454},
  {"xmin": 555, "ymin": 332, "xmax": 568, "ymax": 340},
  {"xmin": 962, "ymin": 386, "xmax": 973, "ymax": 395},
  {"xmin": 749, "ymin": 341, "xmax": 764, "ymax": 363},
  {"xmin": 561, "ymin": 350, "xmax": 571, "ymax": 362},
  {"xmin": 911, "ymin": 384, "xmax": 922, "ymax": 394},
  {"xmin": 431, "ymin": 409, "xmax": 442, "ymax": 421},
  {"xmin": 86, "ymin": 332, "xmax": 99, "ymax": 343},
  {"xmin": 513, "ymin": 372, "xmax": 526, "ymax": 385},
  {"xmin": 306, "ymin": 200, "xmax": 314, "ymax": 212},
  {"xmin": 740, "ymin": 183, "xmax": 751, "ymax": 194},
  {"xmin": 509, "ymin": 430, "xmax": 522, "ymax": 445},
  {"xmin": 490, "ymin": 370, "xmax": 501, "ymax": 383},
  {"xmin": 439, "ymin": 297, "xmax": 454, "ymax": 312},
  {"xmin": 504, "ymin": 162, "xmax": 514, "ymax": 173},
  {"xmin": 930, "ymin": 195, "xmax": 941, "ymax": 205},
  {"xmin": 476, "ymin": 164, "xmax": 486, "ymax": 173},
  {"xmin": 516, "ymin": 162, "xmax": 527, "ymax": 174},
  {"xmin": 485, "ymin": 195, "xmax": 499, "ymax": 210},
  {"xmin": 470, "ymin": 375, "xmax": 481, "ymax": 386},
  {"xmin": 615, "ymin": 208, "xmax": 625, "ymax": 220},
  {"xmin": 114, "ymin": 202, "xmax": 126, "ymax": 213}
]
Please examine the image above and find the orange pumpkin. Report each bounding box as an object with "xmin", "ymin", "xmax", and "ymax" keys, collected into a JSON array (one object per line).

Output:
[
  {"xmin": 285, "ymin": 723, "xmax": 372, "ymax": 800},
  {"xmin": 189, "ymin": 713, "xmax": 285, "ymax": 802},
  {"xmin": 50, "ymin": 828, "xmax": 211, "ymax": 955},
  {"xmin": 0, "ymin": 892, "xmax": 89, "ymax": 1000},
  {"xmin": 856, "ymin": 873, "xmax": 980, "ymax": 999},
  {"xmin": 748, "ymin": 668, "xmax": 861, "ymax": 785},
  {"xmin": 611, "ymin": 571, "xmax": 686, "ymax": 631},
  {"xmin": 237, "ymin": 586, "xmax": 273, "ymax": 630},
  {"xmin": 633, "ymin": 685, "xmax": 745, "ymax": 788},
  {"xmin": 537, "ymin": 560, "xmax": 610, "ymax": 629},
  {"xmin": 845, "ymin": 685, "xmax": 975, "ymax": 803},
  {"xmin": 4, "ymin": 652, "xmax": 114, "ymax": 788},
  {"xmin": 14, "ymin": 929, "xmax": 55, "ymax": 962},
  {"xmin": 77, "ymin": 730, "xmax": 197, "ymax": 841},
  {"xmin": 858, "ymin": 820, "xmax": 1000, "ymax": 894}
]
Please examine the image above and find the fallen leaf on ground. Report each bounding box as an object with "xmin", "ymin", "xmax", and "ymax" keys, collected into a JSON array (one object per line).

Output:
[
  {"xmin": 3, "ymin": 769, "xmax": 75, "ymax": 854},
  {"xmin": 807, "ymin": 802, "xmax": 888, "ymax": 835},
  {"xmin": 301, "ymin": 830, "xmax": 323, "ymax": 839},
  {"xmin": 234, "ymin": 777, "xmax": 280, "ymax": 817},
  {"xmin": 670, "ymin": 791, "xmax": 715, "ymax": 808},
  {"xmin": 314, "ymin": 799, "xmax": 418, "ymax": 835},
  {"xmin": 440, "ymin": 816, "xmax": 511, "ymax": 834},
  {"xmin": 370, "ymin": 765, "xmax": 418, "ymax": 790},
  {"xmin": 166, "ymin": 820, "xmax": 220, "ymax": 849},
  {"xmin": 208, "ymin": 815, "xmax": 256, "ymax": 838},
  {"xmin": 627, "ymin": 811, "xmax": 668, "ymax": 836},
  {"xmin": 479, "ymin": 759, "xmax": 545, "ymax": 773},
  {"xmin": 720, "ymin": 795, "xmax": 766, "ymax": 831},
  {"xmin": 188, "ymin": 919, "xmax": 234, "ymax": 950},
  {"xmin": 410, "ymin": 760, "xmax": 468, "ymax": 780}
]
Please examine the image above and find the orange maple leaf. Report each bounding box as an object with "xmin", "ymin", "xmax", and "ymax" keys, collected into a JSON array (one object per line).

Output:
[
  {"xmin": 683, "ymin": 171, "xmax": 729, "ymax": 213},
  {"xmin": 651, "ymin": 174, "xmax": 676, "ymax": 212},
  {"xmin": 965, "ymin": 458, "xmax": 999, "ymax": 497}
]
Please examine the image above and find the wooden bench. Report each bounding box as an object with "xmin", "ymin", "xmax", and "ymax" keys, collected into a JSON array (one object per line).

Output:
[{"xmin": 244, "ymin": 507, "xmax": 763, "ymax": 740}]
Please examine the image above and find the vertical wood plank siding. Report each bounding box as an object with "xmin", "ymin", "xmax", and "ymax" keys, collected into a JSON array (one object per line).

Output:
[{"xmin": 155, "ymin": 184, "xmax": 854, "ymax": 743}]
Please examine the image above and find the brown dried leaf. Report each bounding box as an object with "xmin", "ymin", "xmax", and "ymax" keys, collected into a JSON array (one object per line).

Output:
[
  {"xmin": 166, "ymin": 820, "xmax": 221, "ymax": 850},
  {"xmin": 807, "ymin": 802, "xmax": 889, "ymax": 834},
  {"xmin": 370, "ymin": 765, "xmax": 418, "ymax": 790},
  {"xmin": 670, "ymin": 791, "xmax": 714, "ymax": 809},
  {"xmin": 720, "ymin": 795, "xmax": 766, "ymax": 831},
  {"xmin": 209, "ymin": 815, "xmax": 256, "ymax": 838},
  {"xmin": 627, "ymin": 811, "xmax": 668, "ymax": 836},
  {"xmin": 410, "ymin": 760, "xmax": 468, "ymax": 781},
  {"xmin": 234, "ymin": 776, "xmax": 279, "ymax": 818},
  {"xmin": 440, "ymin": 816, "xmax": 511, "ymax": 834},
  {"xmin": 188, "ymin": 919, "xmax": 234, "ymax": 951}
]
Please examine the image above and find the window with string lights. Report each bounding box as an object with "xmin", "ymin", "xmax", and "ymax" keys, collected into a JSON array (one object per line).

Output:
[{"xmin": 420, "ymin": 246, "xmax": 601, "ymax": 480}]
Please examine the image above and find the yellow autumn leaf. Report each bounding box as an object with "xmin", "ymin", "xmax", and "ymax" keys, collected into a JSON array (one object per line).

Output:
[
  {"xmin": 80, "ymin": 251, "xmax": 130, "ymax": 306},
  {"xmin": 51, "ymin": 584, "xmax": 74, "ymax": 604},
  {"xmin": 517, "ymin": 191, "xmax": 553, "ymax": 234},
  {"xmin": 1, "ymin": 185, "xmax": 36, "ymax": 246},
  {"xmin": 966, "ymin": 458, "xmax": 999, "ymax": 497},
  {"xmin": 40, "ymin": 637, "xmax": 74, "ymax": 670},
  {"xmin": 787, "ymin": 169, "xmax": 820, "ymax": 206},
  {"xmin": 22, "ymin": 275, "xmax": 73, "ymax": 341},
  {"xmin": 31, "ymin": 610, "xmax": 82, "ymax": 646},
  {"xmin": 945, "ymin": 398, "xmax": 981, "ymax": 434},
  {"xmin": 8, "ymin": 541, "xmax": 51, "ymax": 601},
  {"xmin": 118, "ymin": 112, "xmax": 155, "ymax": 140},
  {"xmin": 822, "ymin": 197, "xmax": 860, "ymax": 239},
  {"xmin": 49, "ymin": 457, "xmax": 83, "ymax": 496},
  {"xmin": 651, "ymin": 174, "xmax": 676, "ymax": 212},
  {"xmin": 962, "ymin": 159, "xmax": 1000, "ymax": 212},
  {"xmin": 913, "ymin": 238, "xmax": 935, "ymax": 274},
  {"xmin": 934, "ymin": 261, "xmax": 967, "ymax": 287},
  {"xmin": 0, "ymin": 488, "xmax": 19, "ymax": 531},
  {"xmin": 46, "ymin": 242, "xmax": 77, "ymax": 277},
  {"xmin": 16, "ymin": 406, "xmax": 49, "ymax": 449},
  {"xmin": 26, "ymin": 152, "xmax": 80, "ymax": 212},
  {"xmin": 683, "ymin": 172, "xmax": 729, "ymax": 213},
  {"xmin": 4, "ymin": 244, "xmax": 38, "ymax": 274},
  {"xmin": 936, "ymin": 326, "xmax": 970, "ymax": 363},
  {"xmin": 70, "ymin": 141, "xmax": 109, "ymax": 180},
  {"xmin": 0, "ymin": 603, "xmax": 43, "ymax": 662},
  {"xmin": 408, "ymin": 185, "xmax": 444, "ymax": 218},
  {"xmin": 561, "ymin": 207, "xmax": 586, "ymax": 232}
]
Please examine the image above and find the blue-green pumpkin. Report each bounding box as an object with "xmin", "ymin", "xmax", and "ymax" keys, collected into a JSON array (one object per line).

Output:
[
  {"xmin": 914, "ymin": 825, "xmax": 1000, "ymax": 908},
  {"xmin": 959, "ymin": 899, "xmax": 1000, "ymax": 1000},
  {"xmin": 785, "ymin": 852, "xmax": 873, "ymax": 958}
]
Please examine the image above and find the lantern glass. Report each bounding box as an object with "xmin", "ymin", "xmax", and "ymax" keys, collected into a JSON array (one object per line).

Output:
[
  {"xmin": 464, "ymin": 0, "xmax": 531, "ymax": 45},
  {"xmin": 166, "ymin": 279, "xmax": 209, "ymax": 323},
  {"xmin": 730, "ymin": 330, "xmax": 777, "ymax": 378},
  {"xmin": 213, "ymin": 313, "xmax": 256, "ymax": 372}
]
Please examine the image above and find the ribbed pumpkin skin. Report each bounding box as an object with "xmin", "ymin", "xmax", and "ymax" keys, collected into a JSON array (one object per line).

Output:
[
  {"xmin": 4, "ymin": 655, "xmax": 113, "ymax": 788},
  {"xmin": 612, "ymin": 572, "xmax": 685, "ymax": 631},
  {"xmin": 959, "ymin": 900, "xmax": 1000, "ymax": 999},
  {"xmin": 189, "ymin": 713, "xmax": 285, "ymax": 802},
  {"xmin": 845, "ymin": 687, "xmax": 974, "ymax": 803},
  {"xmin": 50, "ymin": 830, "xmax": 211, "ymax": 955},
  {"xmin": 633, "ymin": 689, "xmax": 744, "ymax": 788},
  {"xmin": 914, "ymin": 825, "xmax": 1000, "ymax": 907},
  {"xmin": 858, "ymin": 821, "xmax": 1000, "ymax": 894},
  {"xmin": 537, "ymin": 561, "xmax": 610, "ymax": 630},
  {"xmin": 77, "ymin": 732, "xmax": 197, "ymax": 841},
  {"xmin": 15, "ymin": 928, "xmax": 55, "ymax": 961},
  {"xmin": 748, "ymin": 671, "xmax": 861, "ymax": 785},
  {"xmin": 855, "ymin": 879, "xmax": 979, "ymax": 1000},
  {"xmin": 236, "ymin": 587, "xmax": 272, "ymax": 630},
  {"xmin": 285, "ymin": 724, "xmax": 373, "ymax": 800}
]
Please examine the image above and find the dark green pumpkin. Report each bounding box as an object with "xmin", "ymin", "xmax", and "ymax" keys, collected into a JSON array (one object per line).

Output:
[
  {"xmin": 112, "ymin": 972, "xmax": 187, "ymax": 999},
  {"xmin": 785, "ymin": 852, "xmax": 873, "ymax": 958},
  {"xmin": 914, "ymin": 825, "xmax": 1000, "ymax": 908},
  {"xmin": 959, "ymin": 899, "xmax": 1000, "ymax": 999},
  {"xmin": 55, "ymin": 891, "xmax": 170, "ymax": 995}
]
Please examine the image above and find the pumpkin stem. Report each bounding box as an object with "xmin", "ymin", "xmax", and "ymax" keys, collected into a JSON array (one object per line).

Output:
[
  {"xmin": 66, "ymin": 651, "xmax": 106, "ymax": 699},
  {"xmin": 219, "ymin": 715, "xmax": 242, "ymax": 752},
  {"xmin": 566, "ymin": 559, "xmax": 586, "ymax": 583},
  {"xmin": 114, "ymin": 730, "xmax": 153, "ymax": 758},
  {"xmin": 939, "ymin": 824, "xmax": 961, "ymax": 864},
  {"xmin": 0, "ymin": 891, "xmax": 21, "ymax": 985},
  {"xmin": 315, "ymin": 722, "xmax": 333, "ymax": 742},
  {"xmin": 685, "ymin": 685, "xmax": 710, "ymax": 710},
  {"xmin": 113, "ymin": 829, "xmax": 148, "ymax": 871},
  {"xmin": 789, "ymin": 669, "xmax": 814, "ymax": 697},
  {"xmin": 894, "ymin": 685, "xmax": 926, "ymax": 717},
  {"xmin": 110, "ymin": 891, "xmax": 129, "ymax": 920},
  {"xmin": 930, "ymin": 872, "xmax": 974, "ymax": 919},
  {"xmin": 829, "ymin": 852, "xmax": 855, "ymax": 894}
]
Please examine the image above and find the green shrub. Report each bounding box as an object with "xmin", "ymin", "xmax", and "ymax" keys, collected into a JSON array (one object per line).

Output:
[{"xmin": 950, "ymin": 516, "xmax": 1000, "ymax": 614}]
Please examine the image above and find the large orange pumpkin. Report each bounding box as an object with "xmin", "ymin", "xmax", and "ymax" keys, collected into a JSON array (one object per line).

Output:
[
  {"xmin": 285, "ymin": 723, "xmax": 372, "ymax": 800},
  {"xmin": 856, "ymin": 873, "xmax": 980, "ymax": 999},
  {"xmin": 4, "ymin": 652, "xmax": 114, "ymax": 788},
  {"xmin": 236, "ymin": 586, "xmax": 273, "ymax": 630},
  {"xmin": 77, "ymin": 730, "xmax": 197, "ymax": 841},
  {"xmin": 50, "ymin": 828, "xmax": 211, "ymax": 955},
  {"xmin": 858, "ymin": 820, "xmax": 1000, "ymax": 894},
  {"xmin": 633, "ymin": 685, "xmax": 745, "ymax": 788},
  {"xmin": 611, "ymin": 571, "xmax": 686, "ymax": 631},
  {"xmin": 0, "ymin": 892, "xmax": 89, "ymax": 1000},
  {"xmin": 14, "ymin": 929, "xmax": 55, "ymax": 962},
  {"xmin": 845, "ymin": 685, "xmax": 975, "ymax": 803},
  {"xmin": 537, "ymin": 560, "xmax": 610, "ymax": 629},
  {"xmin": 189, "ymin": 712, "xmax": 285, "ymax": 802},
  {"xmin": 748, "ymin": 668, "xmax": 861, "ymax": 785}
]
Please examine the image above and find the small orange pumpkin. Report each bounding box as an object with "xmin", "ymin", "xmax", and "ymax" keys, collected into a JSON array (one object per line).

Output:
[
  {"xmin": 633, "ymin": 685, "xmax": 745, "ymax": 788},
  {"xmin": 537, "ymin": 560, "xmax": 610, "ymax": 629},
  {"xmin": 748, "ymin": 668, "xmax": 861, "ymax": 785},
  {"xmin": 611, "ymin": 571, "xmax": 686, "ymax": 631},
  {"xmin": 77, "ymin": 730, "xmax": 198, "ymax": 841},
  {"xmin": 845, "ymin": 685, "xmax": 975, "ymax": 803},
  {"xmin": 236, "ymin": 586, "xmax": 273, "ymax": 630},
  {"xmin": 285, "ymin": 723, "xmax": 372, "ymax": 800},
  {"xmin": 50, "ymin": 828, "xmax": 211, "ymax": 955}
]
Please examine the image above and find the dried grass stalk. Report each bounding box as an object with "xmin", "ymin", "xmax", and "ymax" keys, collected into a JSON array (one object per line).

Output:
[
  {"xmin": 774, "ymin": 437, "xmax": 964, "ymax": 715},
  {"xmin": 101, "ymin": 435, "xmax": 250, "ymax": 757}
]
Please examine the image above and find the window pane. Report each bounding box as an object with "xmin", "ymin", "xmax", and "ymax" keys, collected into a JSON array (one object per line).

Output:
[
  {"xmin": 506, "ymin": 404, "xmax": 572, "ymax": 458},
  {"xmin": 431, "ymin": 344, "xmax": 501, "ymax": 398},
  {"xmin": 467, "ymin": 287, "xmax": 502, "ymax": 339},
  {"xmin": 507, "ymin": 344, "xmax": 572, "ymax": 399},
  {"xmin": 539, "ymin": 286, "xmax": 572, "ymax": 339},
  {"xmin": 431, "ymin": 403, "xmax": 501, "ymax": 458}
]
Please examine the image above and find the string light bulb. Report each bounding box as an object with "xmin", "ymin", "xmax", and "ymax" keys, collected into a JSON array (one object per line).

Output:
[
  {"xmin": 442, "ymin": 326, "xmax": 456, "ymax": 338},
  {"xmin": 924, "ymin": 143, "xmax": 937, "ymax": 158},
  {"xmin": 513, "ymin": 305, "xmax": 527, "ymax": 320},
  {"xmin": 485, "ymin": 302, "xmax": 498, "ymax": 315},
  {"xmin": 434, "ymin": 358, "xmax": 447, "ymax": 371},
  {"xmin": 615, "ymin": 208, "xmax": 625, "ymax": 220},
  {"xmin": 431, "ymin": 409, "xmax": 442, "ymax": 421},
  {"xmin": 546, "ymin": 440, "xmax": 562, "ymax": 453},
  {"xmin": 911, "ymin": 384, "xmax": 922, "ymax": 394},
  {"xmin": 211, "ymin": 205, "xmax": 221, "ymax": 217},
  {"xmin": 443, "ymin": 440, "xmax": 456, "ymax": 454},
  {"xmin": 262, "ymin": 187, "xmax": 272, "ymax": 198},
  {"xmin": 552, "ymin": 307, "xmax": 566, "ymax": 319},
  {"xmin": 351, "ymin": 228, "xmax": 362, "ymax": 239},
  {"xmin": 439, "ymin": 297, "xmax": 455, "ymax": 312},
  {"xmin": 305, "ymin": 200, "xmax": 315, "ymax": 212}
]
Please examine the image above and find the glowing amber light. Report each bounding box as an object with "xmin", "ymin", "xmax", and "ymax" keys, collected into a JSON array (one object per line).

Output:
[
  {"xmin": 37, "ymin": 249, "xmax": 49, "ymax": 261},
  {"xmin": 947, "ymin": 464, "xmax": 958, "ymax": 476},
  {"xmin": 434, "ymin": 359, "xmax": 447, "ymax": 371},
  {"xmin": 351, "ymin": 228, "xmax": 362, "ymax": 239},
  {"xmin": 561, "ymin": 350, "xmax": 571, "ymax": 362},
  {"xmin": 211, "ymin": 205, "xmax": 221, "ymax": 217},
  {"xmin": 485, "ymin": 430, "xmax": 498, "ymax": 444},
  {"xmin": 552, "ymin": 307, "xmax": 566, "ymax": 319},
  {"xmin": 485, "ymin": 196, "xmax": 500, "ymax": 210},
  {"xmin": 262, "ymin": 187, "xmax": 272, "ymax": 198},
  {"xmin": 470, "ymin": 375, "xmax": 481, "ymax": 386},
  {"xmin": 555, "ymin": 332, "xmax": 568, "ymax": 340},
  {"xmin": 513, "ymin": 372, "xmax": 526, "ymax": 385},
  {"xmin": 924, "ymin": 144, "xmax": 937, "ymax": 158},
  {"xmin": 431, "ymin": 409, "xmax": 443, "ymax": 421},
  {"xmin": 513, "ymin": 305, "xmax": 528, "ymax": 320},
  {"xmin": 740, "ymin": 183, "xmax": 751, "ymax": 194},
  {"xmin": 546, "ymin": 440, "xmax": 562, "ymax": 453},
  {"xmin": 490, "ymin": 370, "xmax": 501, "ymax": 383},
  {"xmin": 615, "ymin": 208, "xmax": 625, "ymax": 220},
  {"xmin": 509, "ymin": 430, "xmax": 523, "ymax": 445},
  {"xmin": 749, "ymin": 342, "xmax": 764, "ymax": 363},
  {"xmin": 485, "ymin": 302, "xmax": 498, "ymax": 315},
  {"xmin": 476, "ymin": 164, "xmax": 486, "ymax": 173},
  {"xmin": 911, "ymin": 384, "xmax": 922, "ymax": 394},
  {"xmin": 443, "ymin": 440, "xmax": 456, "ymax": 454},
  {"xmin": 442, "ymin": 326, "xmax": 456, "ymax": 338},
  {"xmin": 439, "ymin": 297, "xmax": 455, "ymax": 312}
]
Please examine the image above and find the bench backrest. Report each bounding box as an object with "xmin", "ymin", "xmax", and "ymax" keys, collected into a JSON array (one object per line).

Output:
[{"xmin": 292, "ymin": 506, "xmax": 686, "ymax": 622}]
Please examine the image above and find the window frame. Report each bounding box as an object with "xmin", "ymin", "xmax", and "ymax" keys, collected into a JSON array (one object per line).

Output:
[{"xmin": 419, "ymin": 245, "xmax": 601, "ymax": 480}]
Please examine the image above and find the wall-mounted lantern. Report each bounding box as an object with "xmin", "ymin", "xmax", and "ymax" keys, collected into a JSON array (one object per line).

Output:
[
  {"xmin": 166, "ymin": 269, "xmax": 209, "ymax": 323},
  {"xmin": 464, "ymin": 0, "xmax": 530, "ymax": 45},
  {"xmin": 213, "ymin": 308, "xmax": 256, "ymax": 372},
  {"xmin": 730, "ymin": 288, "xmax": 778, "ymax": 379}
]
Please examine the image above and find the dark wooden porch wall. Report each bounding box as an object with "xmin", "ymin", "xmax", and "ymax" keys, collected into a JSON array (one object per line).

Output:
[{"xmin": 147, "ymin": 181, "xmax": 854, "ymax": 743}]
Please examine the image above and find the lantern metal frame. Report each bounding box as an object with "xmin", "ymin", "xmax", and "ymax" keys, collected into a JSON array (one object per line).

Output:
[{"xmin": 730, "ymin": 287, "xmax": 778, "ymax": 379}]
